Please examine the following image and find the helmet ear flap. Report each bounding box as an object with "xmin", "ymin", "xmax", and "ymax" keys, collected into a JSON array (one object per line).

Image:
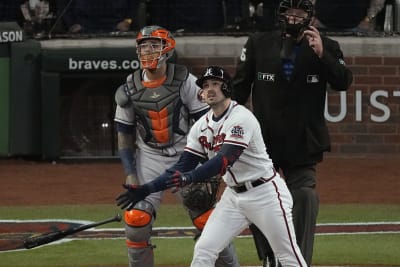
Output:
[{"xmin": 221, "ymin": 82, "xmax": 231, "ymax": 97}]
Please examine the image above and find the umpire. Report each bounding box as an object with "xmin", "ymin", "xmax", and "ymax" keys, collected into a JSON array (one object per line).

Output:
[{"xmin": 231, "ymin": 0, "xmax": 353, "ymax": 266}]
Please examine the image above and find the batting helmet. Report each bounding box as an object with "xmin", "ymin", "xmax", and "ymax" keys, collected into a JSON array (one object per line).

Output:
[
  {"xmin": 136, "ymin": 25, "xmax": 176, "ymax": 69},
  {"xmin": 196, "ymin": 66, "xmax": 232, "ymax": 97},
  {"xmin": 277, "ymin": 0, "xmax": 314, "ymax": 38}
]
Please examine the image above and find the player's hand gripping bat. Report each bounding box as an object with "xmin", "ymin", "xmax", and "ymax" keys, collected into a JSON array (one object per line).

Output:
[{"xmin": 23, "ymin": 214, "xmax": 122, "ymax": 249}]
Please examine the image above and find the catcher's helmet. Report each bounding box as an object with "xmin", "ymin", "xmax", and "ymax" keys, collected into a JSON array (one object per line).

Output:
[
  {"xmin": 277, "ymin": 0, "xmax": 314, "ymax": 38},
  {"xmin": 196, "ymin": 66, "xmax": 232, "ymax": 97},
  {"xmin": 136, "ymin": 25, "xmax": 176, "ymax": 69}
]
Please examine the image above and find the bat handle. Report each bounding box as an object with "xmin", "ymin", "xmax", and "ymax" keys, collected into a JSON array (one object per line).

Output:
[{"xmin": 112, "ymin": 213, "xmax": 122, "ymax": 223}]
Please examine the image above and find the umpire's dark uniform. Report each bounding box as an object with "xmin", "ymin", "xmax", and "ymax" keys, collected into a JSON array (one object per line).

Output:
[{"xmin": 231, "ymin": 30, "xmax": 353, "ymax": 265}]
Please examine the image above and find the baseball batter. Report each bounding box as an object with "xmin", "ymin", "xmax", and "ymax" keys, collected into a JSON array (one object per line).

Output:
[
  {"xmin": 114, "ymin": 26, "xmax": 239, "ymax": 267},
  {"xmin": 116, "ymin": 66, "xmax": 307, "ymax": 267},
  {"xmin": 231, "ymin": 1, "xmax": 353, "ymax": 266}
]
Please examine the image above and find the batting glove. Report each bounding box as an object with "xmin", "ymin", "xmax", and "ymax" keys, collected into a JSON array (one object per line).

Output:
[
  {"xmin": 116, "ymin": 184, "xmax": 150, "ymax": 210},
  {"xmin": 165, "ymin": 170, "xmax": 193, "ymax": 188}
]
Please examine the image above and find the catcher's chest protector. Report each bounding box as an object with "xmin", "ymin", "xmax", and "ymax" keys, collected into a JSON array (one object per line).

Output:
[{"xmin": 129, "ymin": 64, "xmax": 189, "ymax": 148}]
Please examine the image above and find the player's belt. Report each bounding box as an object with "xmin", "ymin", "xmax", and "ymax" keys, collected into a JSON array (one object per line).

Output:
[{"xmin": 231, "ymin": 170, "xmax": 276, "ymax": 193}]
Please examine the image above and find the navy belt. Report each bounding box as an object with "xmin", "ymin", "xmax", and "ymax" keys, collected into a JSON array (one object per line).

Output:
[{"xmin": 231, "ymin": 171, "xmax": 276, "ymax": 193}]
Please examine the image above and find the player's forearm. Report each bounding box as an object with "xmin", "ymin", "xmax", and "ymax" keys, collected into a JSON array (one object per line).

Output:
[
  {"xmin": 117, "ymin": 131, "xmax": 136, "ymax": 176},
  {"xmin": 143, "ymin": 151, "xmax": 203, "ymax": 193},
  {"xmin": 118, "ymin": 148, "xmax": 135, "ymax": 176},
  {"xmin": 189, "ymin": 144, "xmax": 243, "ymax": 183}
]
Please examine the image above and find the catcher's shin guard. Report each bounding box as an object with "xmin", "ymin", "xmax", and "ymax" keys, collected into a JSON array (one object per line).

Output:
[
  {"xmin": 249, "ymin": 224, "xmax": 277, "ymax": 267},
  {"xmin": 215, "ymin": 242, "xmax": 240, "ymax": 267},
  {"xmin": 124, "ymin": 201, "xmax": 155, "ymax": 267}
]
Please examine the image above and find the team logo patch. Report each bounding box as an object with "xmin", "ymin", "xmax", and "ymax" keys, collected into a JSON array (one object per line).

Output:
[
  {"xmin": 307, "ymin": 75, "xmax": 319, "ymax": 83},
  {"xmin": 150, "ymin": 91, "xmax": 161, "ymax": 99},
  {"xmin": 258, "ymin": 72, "xmax": 275, "ymax": 82},
  {"xmin": 230, "ymin": 126, "xmax": 244, "ymax": 138}
]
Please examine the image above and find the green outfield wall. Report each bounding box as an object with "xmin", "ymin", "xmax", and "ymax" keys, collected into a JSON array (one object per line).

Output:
[{"xmin": 0, "ymin": 47, "xmax": 10, "ymax": 156}]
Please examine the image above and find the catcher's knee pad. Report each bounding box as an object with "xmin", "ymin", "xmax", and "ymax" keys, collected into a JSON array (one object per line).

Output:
[
  {"xmin": 192, "ymin": 208, "xmax": 214, "ymax": 230},
  {"xmin": 181, "ymin": 179, "xmax": 220, "ymax": 230},
  {"xmin": 124, "ymin": 200, "xmax": 155, "ymax": 248}
]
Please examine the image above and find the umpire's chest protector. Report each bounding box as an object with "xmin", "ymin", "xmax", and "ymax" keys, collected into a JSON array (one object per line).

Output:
[{"xmin": 128, "ymin": 64, "xmax": 189, "ymax": 148}]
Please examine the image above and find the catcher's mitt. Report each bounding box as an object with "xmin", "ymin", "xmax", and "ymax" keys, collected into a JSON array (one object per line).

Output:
[{"xmin": 180, "ymin": 176, "xmax": 221, "ymax": 214}]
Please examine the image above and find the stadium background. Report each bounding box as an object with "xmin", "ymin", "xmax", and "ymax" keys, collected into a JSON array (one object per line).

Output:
[
  {"xmin": 0, "ymin": 2, "xmax": 399, "ymax": 266},
  {"xmin": 0, "ymin": 1, "xmax": 399, "ymax": 160},
  {"xmin": 0, "ymin": 35, "xmax": 399, "ymax": 160}
]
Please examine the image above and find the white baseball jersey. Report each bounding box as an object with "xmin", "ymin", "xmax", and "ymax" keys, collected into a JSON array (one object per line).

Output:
[
  {"xmin": 188, "ymin": 100, "xmax": 307, "ymax": 267},
  {"xmin": 185, "ymin": 100, "xmax": 275, "ymax": 187}
]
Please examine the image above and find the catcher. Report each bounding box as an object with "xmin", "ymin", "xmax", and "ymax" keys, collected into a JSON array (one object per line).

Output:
[{"xmin": 114, "ymin": 25, "xmax": 239, "ymax": 267}]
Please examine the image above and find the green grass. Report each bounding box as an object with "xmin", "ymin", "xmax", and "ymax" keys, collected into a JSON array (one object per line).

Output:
[
  {"xmin": 1, "ymin": 235, "xmax": 399, "ymax": 267},
  {"xmin": 313, "ymin": 234, "xmax": 400, "ymax": 266},
  {"xmin": 1, "ymin": 204, "xmax": 400, "ymax": 266},
  {"xmin": 317, "ymin": 204, "xmax": 400, "ymax": 223},
  {"xmin": 2, "ymin": 203, "xmax": 399, "ymax": 224}
]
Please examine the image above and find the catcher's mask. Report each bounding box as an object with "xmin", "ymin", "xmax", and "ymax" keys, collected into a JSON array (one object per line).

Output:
[
  {"xmin": 136, "ymin": 25, "xmax": 176, "ymax": 70},
  {"xmin": 196, "ymin": 66, "xmax": 232, "ymax": 97},
  {"xmin": 277, "ymin": 0, "xmax": 314, "ymax": 39}
]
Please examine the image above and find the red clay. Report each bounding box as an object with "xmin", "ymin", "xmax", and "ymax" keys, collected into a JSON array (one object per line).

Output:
[{"xmin": 0, "ymin": 157, "xmax": 398, "ymax": 206}]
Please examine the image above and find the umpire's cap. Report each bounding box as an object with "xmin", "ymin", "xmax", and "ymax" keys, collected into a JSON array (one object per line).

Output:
[{"xmin": 196, "ymin": 66, "xmax": 232, "ymax": 97}]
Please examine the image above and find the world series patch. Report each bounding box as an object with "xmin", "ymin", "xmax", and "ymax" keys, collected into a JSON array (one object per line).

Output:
[{"xmin": 230, "ymin": 126, "xmax": 244, "ymax": 138}]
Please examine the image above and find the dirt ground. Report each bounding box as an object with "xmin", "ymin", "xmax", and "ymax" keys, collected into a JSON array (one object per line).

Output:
[
  {"xmin": 0, "ymin": 156, "xmax": 399, "ymax": 267},
  {"xmin": 0, "ymin": 156, "xmax": 399, "ymax": 206}
]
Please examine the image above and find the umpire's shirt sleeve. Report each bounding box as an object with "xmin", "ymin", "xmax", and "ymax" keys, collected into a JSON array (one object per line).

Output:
[
  {"xmin": 231, "ymin": 34, "xmax": 257, "ymax": 105},
  {"xmin": 320, "ymin": 37, "xmax": 353, "ymax": 91}
]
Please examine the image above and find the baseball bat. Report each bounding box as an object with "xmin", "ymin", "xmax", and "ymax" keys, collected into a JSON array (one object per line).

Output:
[{"xmin": 24, "ymin": 213, "xmax": 122, "ymax": 249}]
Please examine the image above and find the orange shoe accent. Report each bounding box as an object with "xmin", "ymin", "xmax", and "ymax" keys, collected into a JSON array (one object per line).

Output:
[
  {"xmin": 193, "ymin": 209, "xmax": 214, "ymax": 230},
  {"xmin": 124, "ymin": 210, "xmax": 152, "ymax": 227},
  {"xmin": 148, "ymin": 107, "xmax": 169, "ymax": 143},
  {"xmin": 126, "ymin": 239, "xmax": 149, "ymax": 248}
]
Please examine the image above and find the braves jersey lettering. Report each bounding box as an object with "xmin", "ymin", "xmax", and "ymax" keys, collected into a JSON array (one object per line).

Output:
[{"xmin": 198, "ymin": 133, "xmax": 226, "ymax": 152}]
